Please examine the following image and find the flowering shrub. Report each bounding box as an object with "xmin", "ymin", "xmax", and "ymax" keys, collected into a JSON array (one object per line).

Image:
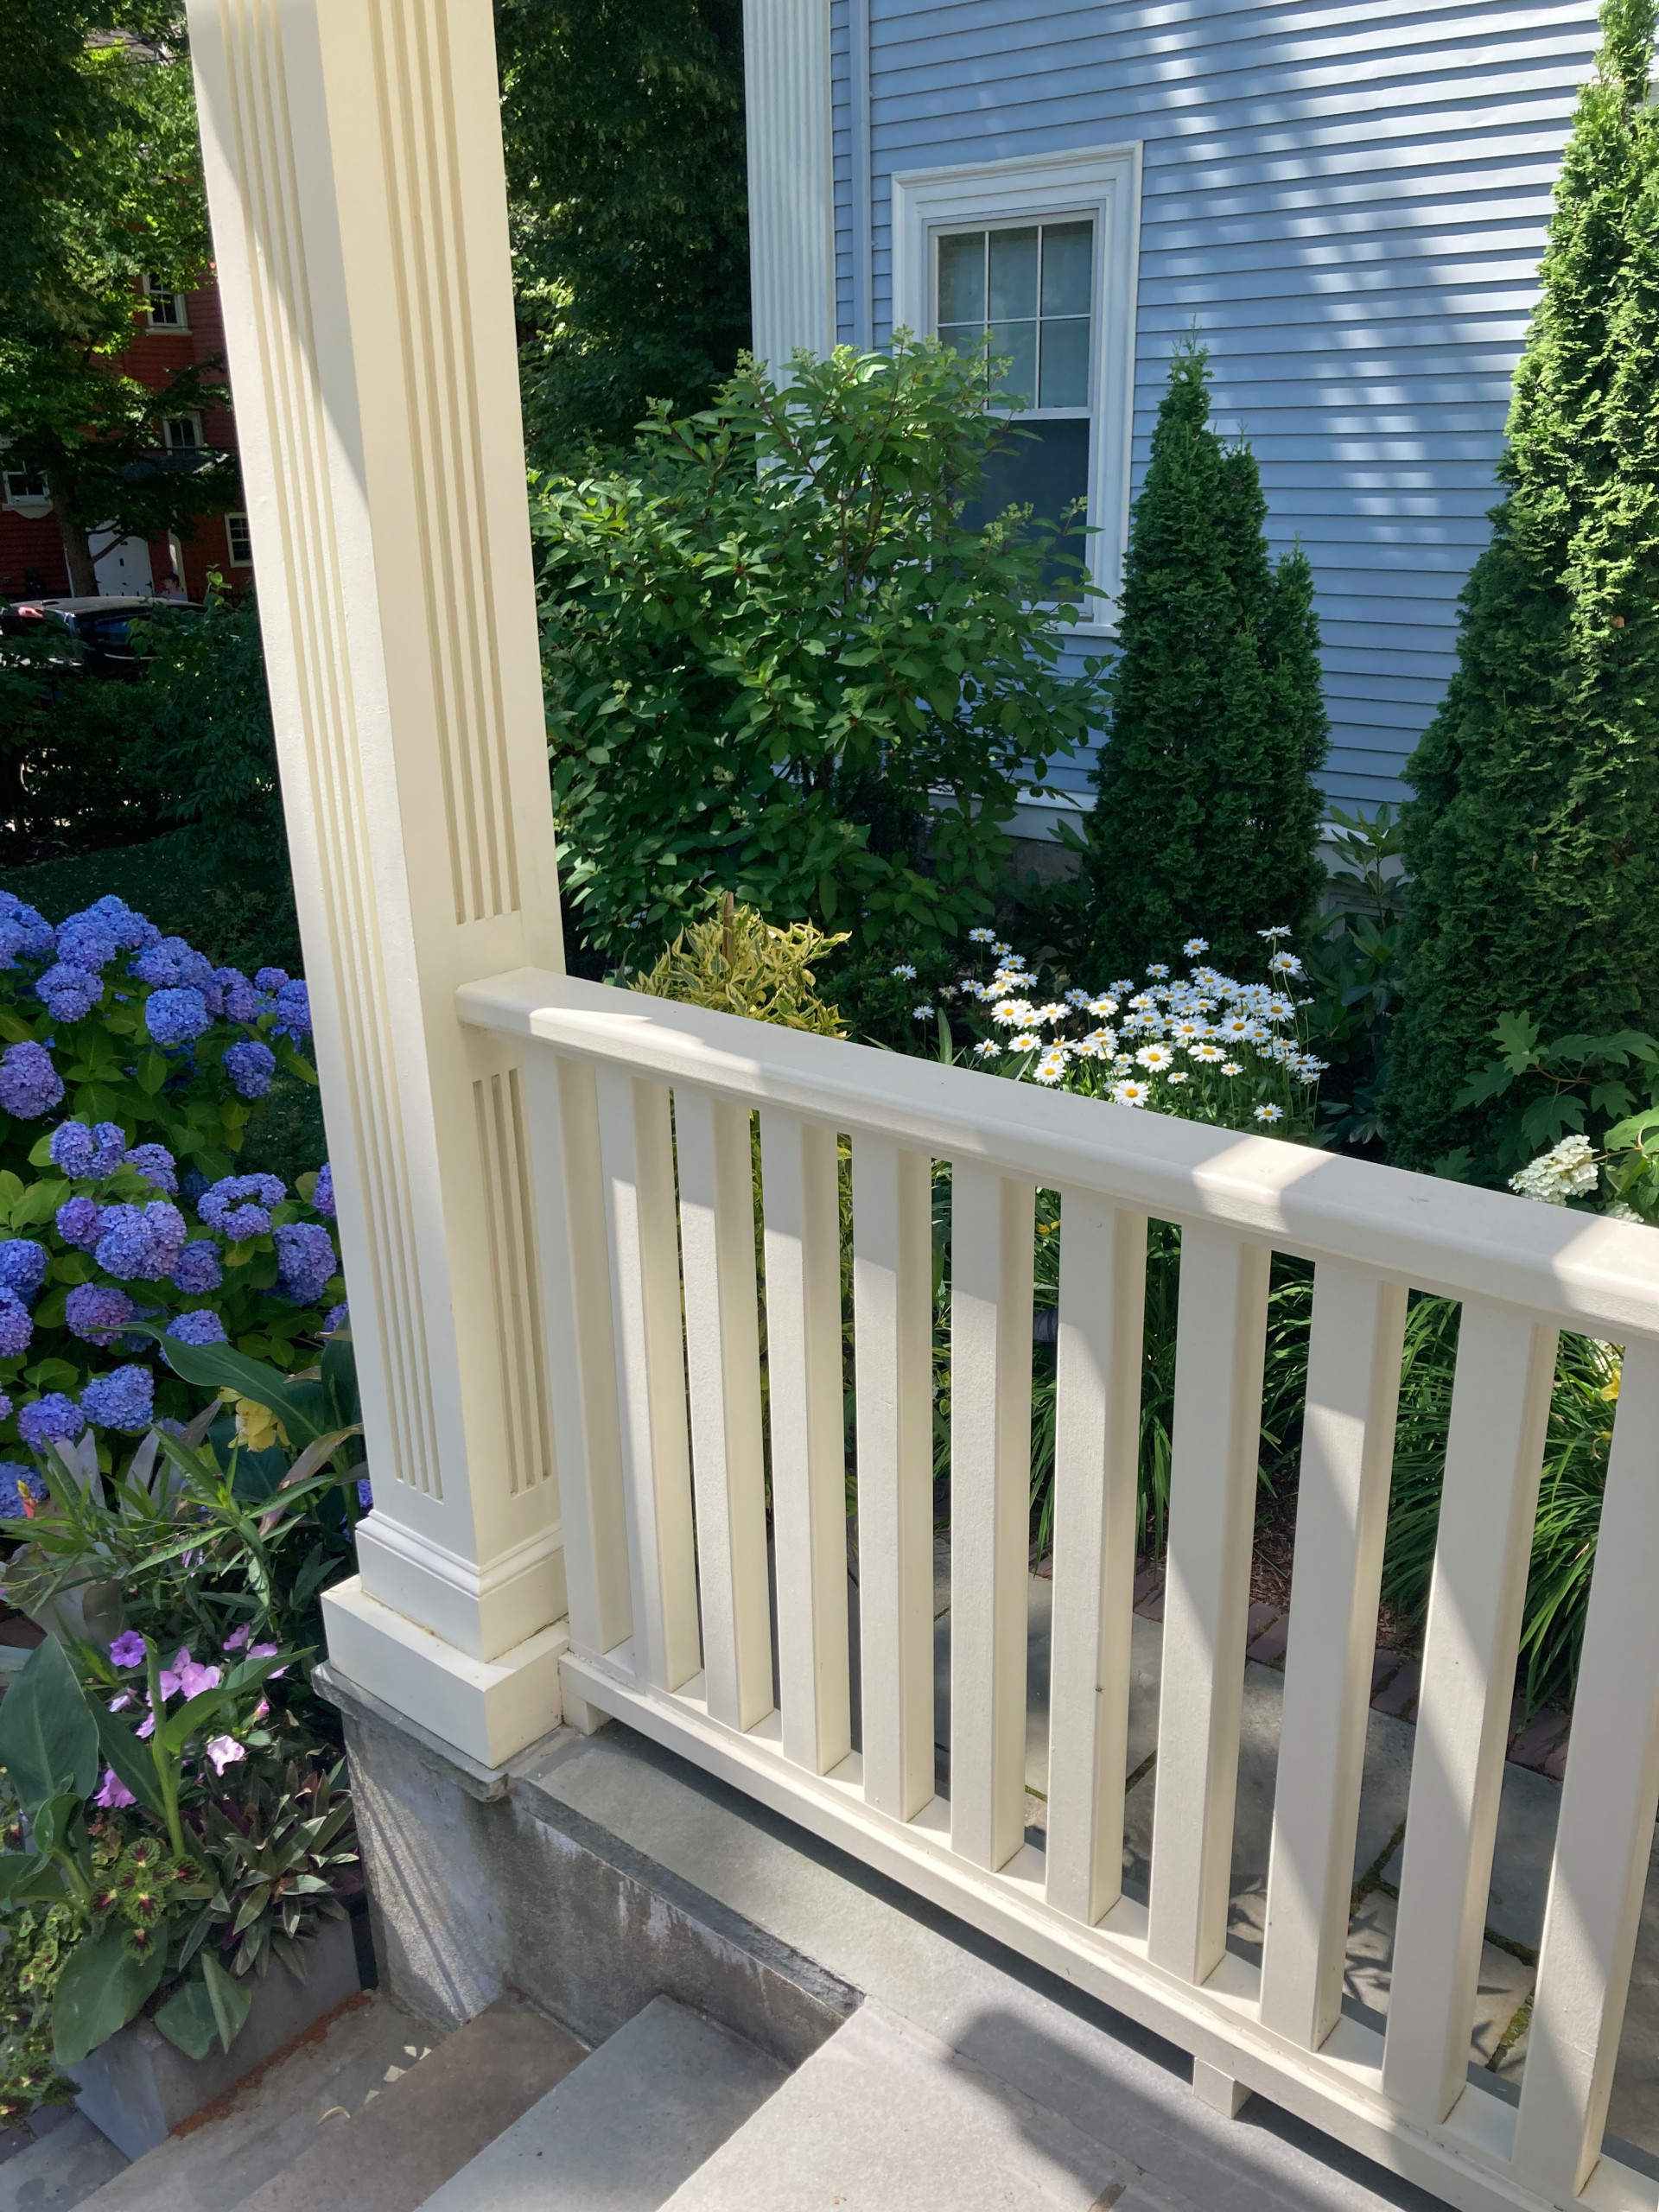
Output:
[{"xmin": 0, "ymin": 892, "xmax": 343, "ymax": 1462}]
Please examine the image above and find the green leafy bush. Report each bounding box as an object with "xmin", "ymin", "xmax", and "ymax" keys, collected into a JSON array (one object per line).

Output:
[
  {"xmin": 631, "ymin": 897, "xmax": 847, "ymax": 1033},
  {"xmin": 533, "ymin": 340, "xmax": 1107, "ymax": 963}
]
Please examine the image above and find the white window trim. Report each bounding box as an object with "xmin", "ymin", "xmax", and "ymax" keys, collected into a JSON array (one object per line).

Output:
[
  {"xmin": 163, "ymin": 411, "xmax": 206, "ymax": 452},
  {"xmin": 225, "ymin": 511, "xmax": 253, "ymax": 566},
  {"xmin": 891, "ymin": 143, "xmax": 1141, "ymax": 636},
  {"xmin": 143, "ymin": 276, "xmax": 189, "ymax": 332}
]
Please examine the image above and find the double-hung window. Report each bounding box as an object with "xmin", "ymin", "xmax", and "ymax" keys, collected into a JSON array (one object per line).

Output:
[
  {"xmin": 892, "ymin": 147, "xmax": 1141, "ymax": 627},
  {"xmin": 143, "ymin": 276, "xmax": 188, "ymax": 330}
]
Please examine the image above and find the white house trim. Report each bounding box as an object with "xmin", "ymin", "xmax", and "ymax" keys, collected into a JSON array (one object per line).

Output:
[
  {"xmin": 744, "ymin": 0, "xmax": 836, "ymax": 371},
  {"xmin": 891, "ymin": 144, "xmax": 1142, "ymax": 628}
]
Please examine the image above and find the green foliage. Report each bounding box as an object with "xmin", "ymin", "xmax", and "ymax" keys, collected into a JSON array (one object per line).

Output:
[
  {"xmin": 535, "ymin": 340, "xmax": 1106, "ymax": 963},
  {"xmin": 631, "ymin": 898, "xmax": 847, "ymax": 1033},
  {"xmin": 496, "ymin": 0, "xmax": 748, "ymax": 461},
  {"xmin": 1453, "ymin": 1012, "xmax": 1659, "ymax": 1166},
  {"xmin": 1077, "ymin": 341, "xmax": 1329, "ymax": 977},
  {"xmin": 1300, "ymin": 804, "xmax": 1409, "ymax": 1148},
  {"xmin": 1384, "ymin": 0, "xmax": 1659, "ymax": 1171},
  {"xmin": 0, "ymin": 629, "xmax": 155, "ymax": 868},
  {"xmin": 0, "ymin": 1901, "xmax": 83, "ymax": 2121},
  {"xmin": 0, "ymin": 835, "xmax": 303, "ymax": 982}
]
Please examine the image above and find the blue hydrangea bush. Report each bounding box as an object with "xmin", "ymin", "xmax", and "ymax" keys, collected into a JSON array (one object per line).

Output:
[{"xmin": 0, "ymin": 892, "xmax": 342, "ymax": 1477}]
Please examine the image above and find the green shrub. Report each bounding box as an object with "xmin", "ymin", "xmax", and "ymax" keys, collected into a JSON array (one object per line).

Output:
[
  {"xmin": 1384, "ymin": 0, "xmax": 1659, "ymax": 1172},
  {"xmin": 631, "ymin": 897, "xmax": 847, "ymax": 1033},
  {"xmin": 1076, "ymin": 340, "xmax": 1328, "ymax": 978},
  {"xmin": 532, "ymin": 340, "xmax": 1107, "ymax": 963}
]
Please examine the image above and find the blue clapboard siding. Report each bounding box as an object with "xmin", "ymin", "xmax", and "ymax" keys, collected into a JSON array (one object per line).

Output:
[{"xmin": 842, "ymin": 0, "xmax": 1601, "ymax": 808}]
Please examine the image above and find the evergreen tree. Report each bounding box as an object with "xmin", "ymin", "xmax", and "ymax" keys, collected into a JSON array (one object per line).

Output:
[
  {"xmin": 1384, "ymin": 0, "xmax": 1659, "ymax": 1171},
  {"xmin": 1081, "ymin": 343, "xmax": 1328, "ymax": 978}
]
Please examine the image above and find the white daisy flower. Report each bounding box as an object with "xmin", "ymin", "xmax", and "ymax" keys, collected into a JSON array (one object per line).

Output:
[
  {"xmin": 973, "ymin": 1039, "xmax": 1002, "ymax": 1058},
  {"xmin": 1081, "ymin": 1027, "xmax": 1118, "ymax": 1056},
  {"xmin": 1260, "ymin": 925, "xmax": 1292, "ymax": 940},
  {"xmin": 1010, "ymin": 1033, "xmax": 1041, "ymax": 1052},
  {"xmin": 985, "ymin": 977, "xmax": 1015, "ymax": 1000},
  {"xmin": 1135, "ymin": 1043, "xmax": 1175, "ymax": 1071},
  {"xmin": 1065, "ymin": 988, "xmax": 1091, "ymax": 1008},
  {"xmin": 1268, "ymin": 951, "xmax": 1303, "ymax": 976},
  {"xmin": 993, "ymin": 940, "xmax": 1013, "ymax": 957},
  {"xmin": 1254, "ymin": 1103, "xmax": 1285, "ymax": 1124},
  {"xmin": 1146, "ymin": 963, "xmax": 1170, "ymax": 980},
  {"xmin": 891, "ymin": 963, "xmax": 917, "ymax": 980},
  {"xmin": 1221, "ymin": 1061, "xmax": 1243, "ymax": 1077},
  {"xmin": 992, "ymin": 999, "xmax": 1036, "ymax": 1027},
  {"xmin": 1166, "ymin": 1070, "xmax": 1191, "ymax": 1085},
  {"xmin": 1109, "ymin": 979, "xmax": 1135, "ymax": 995},
  {"xmin": 1127, "ymin": 992, "xmax": 1156, "ymax": 1012},
  {"xmin": 1217, "ymin": 1014, "xmax": 1261, "ymax": 1040},
  {"xmin": 1170, "ymin": 1018, "xmax": 1209, "ymax": 1044},
  {"xmin": 1181, "ymin": 938, "xmax": 1209, "ymax": 957},
  {"xmin": 1191, "ymin": 1042, "xmax": 1225, "ymax": 1065},
  {"xmin": 1034, "ymin": 1002, "xmax": 1070, "ymax": 1026},
  {"xmin": 1264, "ymin": 995, "xmax": 1297, "ymax": 1023},
  {"xmin": 912, "ymin": 1004, "xmax": 936, "ymax": 1020},
  {"xmin": 969, "ymin": 926, "xmax": 996, "ymax": 944},
  {"xmin": 1111, "ymin": 1079, "xmax": 1152, "ymax": 1107},
  {"xmin": 1087, "ymin": 995, "xmax": 1119, "ymax": 1018}
]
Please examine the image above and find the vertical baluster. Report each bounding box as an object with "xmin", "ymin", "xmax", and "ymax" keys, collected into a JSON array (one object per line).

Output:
[
  {"xmin": 1148, "ymin": 1226, "xmax": 1272, "ymax": 1983},
  {"xmin": 1511, "ymin": 1344, "xmax": 1659, "ymax": 2199},
  {"xmin": 1046, "ymin": 1197, "xmax": 1147, "ymax": 1925},
  {"xmin": 519, "ymin": 1052, "xmax": 631, "ymax": 1662},
  {"xmin": 1382, "ymin": 1304, "xmax": 1557, "ymax": 2124},
  {"xmin": 594, "ymin": 1067, "xmax": 700, "ymax": 1693},
  {"xmin": 677, "ymin": 1091, "xmax": 773, "ymax": 1733},
  {"xmin": 760, "ymin": 1111, "xmax": 850, "ymax": 1774},
  {"xmin": 1260, "ymin": 1265, "xmax": 1408, "ymax": 2044},
  {"xmin": 950, "ymin": 1165, "xmax": 1035, "ymax": 1872},
  {"xmin": 853, "ymin": 1135, "xmax": 936, "ymax": 1820}
]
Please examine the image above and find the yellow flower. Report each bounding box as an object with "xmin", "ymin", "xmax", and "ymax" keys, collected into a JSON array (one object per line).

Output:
[{"xmin": 232, "ymin": 1396, "xmax": 289, "ymax": 1452}]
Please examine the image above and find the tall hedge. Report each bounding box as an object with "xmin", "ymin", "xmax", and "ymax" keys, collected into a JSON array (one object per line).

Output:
[
  {"xmin": 1384, "ymin": 0, "xmax": 1659, "ymax": 1171},
  {"xmin": 1081, "ymin": 342, "xmax": 1328, "ymax": 978}
]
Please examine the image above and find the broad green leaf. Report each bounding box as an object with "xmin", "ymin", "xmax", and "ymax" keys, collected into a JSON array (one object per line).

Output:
[
  {"xmin": 0, "ymin": 1637, "xmax": 99, "ymax": 1812},
  {"xmin": 93, "ymin": 1704, "xmax": 167, "ymax": 1821},
  {"xmin": 52, "ymin": 1924, "xmax": 165, "ymax": 2066},
  {"xmin": 0, "ymin": 1851, "xmax": 55, "ymax": 1904},
  {"xmin": 136, "ymin": 1328, "xmax": 333, "ymax": 1445},
  {"xmin": 153, "ymin": 1974, "xmax": 217, "ymax": 2060},
  {"xmin": 201, "ymin": 1950, "xmax": 252, "ymax": 2051},
  {"xmin": 10, "ymin": 1179, "xmax": 71, "ymax": 1229},
  {"xmin": 1491, "ymin": 1012, "xmax": 1541, "ymax": 1072}
]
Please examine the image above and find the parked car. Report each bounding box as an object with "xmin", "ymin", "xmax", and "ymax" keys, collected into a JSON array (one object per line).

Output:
[{"xmin": 2, "ymin": 594, "xmax": 204, "ymax": 680}]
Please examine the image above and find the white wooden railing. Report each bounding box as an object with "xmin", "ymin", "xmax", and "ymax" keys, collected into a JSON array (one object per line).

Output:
[{"xmin": 461, "ymin": 968, "xmax": 1659, "ymax": 2212}]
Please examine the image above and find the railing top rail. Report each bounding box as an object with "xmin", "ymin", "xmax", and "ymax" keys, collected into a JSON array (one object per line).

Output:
[{"xmin": 461, "ymin": 967, "xmax": 1659, "ymax": 1344}]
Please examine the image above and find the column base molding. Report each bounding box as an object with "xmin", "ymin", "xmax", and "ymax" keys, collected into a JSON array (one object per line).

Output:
[
  {"xmin": 353, "ymin": 1511, "xmax": 567, "ymax": 1662},
  {"xmin": 321, "ymin": 1574, "xmax": 568, "ymax": 1768}
]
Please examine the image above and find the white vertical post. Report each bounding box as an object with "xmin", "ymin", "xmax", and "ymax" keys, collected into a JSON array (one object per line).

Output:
[
  {"xmin": 1512, "ymin": 1344, "xmax": 1659, "ymax": 2199},
  {"xmin": 190, "ymin": 0, "xmax": 568, "ymax": 1764},
  {"xmin": 1382, "ymin": 1306, "xmax": 1557, "ymax": 2124},
  {"xmin": 743, "ymin": 0, "xmax": 836, "ymax": 369},
  {"xmin": 1260, "ymin": 1266, "xmax": 1407, "ymax": 2047},
  {"xmin": 677, "ymin": 1093, "xmax": 773, "ymax": 1733},
  {"xmin": 1046, "ymin": 1198, "xmax": 1147, "ymax": 1927},
  {"xmin": 1148, "ymin": 1228, "xmax": 1271, "ymax": 1984},
  {"xmin": 852, "ymin": 1136, "xmax": 936, "ymax": 1821},
  {"xmin": 760, "ymin": 1111, "xmax": 851, "ymax": 1775},
  {"xmin": 950, "ymin": 1166, "xmax": 1035, "ymax": 1873}
]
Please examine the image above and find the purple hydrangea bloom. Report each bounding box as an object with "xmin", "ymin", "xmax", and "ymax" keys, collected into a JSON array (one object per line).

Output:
[
  {"xmin": 80, "ymin": 1365, "xmax": 154, "ymax": 1433},
  {"xmin": 0, "ymin": 1392, "xmax": 10, "ymax": 1421},
  {"xmin": 254, "ymin": 968, "xmax": 288, "ymax": 992},
  {"xmin": 66, "ymin": 1282, "xmax": 137, "ymax": 1345},
  {"xmin": 0, "ymin": 1041, "xmax": 63, "ymax": 1119},
  {"xmin": 54, "ymin": 912, "xmax": 122, "ymax": 972},
  {"xmin": 199, "ymin": 1174, "xmax": 285, "ymax": 1239},
  {"xmin": 274, "ymin": 1220, "xmax": 335, "ymax": 1305},
  {"xmin": 0, "ymin": 893, "xmax": 56, "ymax": 963},
  {"xmin": 357, "ymin": 1475, "xmax": 372, "ymax": 1510},
  {"xmin": 0, "ymin": 1291, "xmax": 33, "ymax": 1358},
  {"xmin": 324, "ymin": 1302, "xmax": 348, "ymax": 1335},
  {"xmin": 86, "ymin": 898, "xmax": 155, "ymax": 952},
  {"xmin": 223, "ymin": 1039, "xmax": 276, "ymax": 1100},
  {"xmin": 35, "ymin": 963, "xmax": 102, "ymax": 1022},
  {"xmin": 124, "ymin": 1143, "xmax": 177, "ymax": 1194},
  {"xmin": 312, "ymin": 1164, "xmax": 336, "ymax": 1220},
  {"xmin": 216, "ymin": 969, "xmax": 262, "ymax": 1024},
  {"xmin": 170, "ymin": 1241, "xmax": 223, "ymax": 1294},
  {"xmin": 145, "ymin": 988, "xmax": 211, "ymax": 1048},
  {"xmin": 50, "ymin": 1119, "xmax": 127, "ymax": 1180},
  {"xmin": 130, "ymin": 937, "xmax": 216, "ymax": 993},
  {"xmin": 0, "ymin": 1465, "xmax": 44, "ymax": 1519},
  {"xmin": 18, "ymin": 1393, "xmax": 84, "ymax": 1451},
  {"xmin": 272, "ymin": 979, "xmax": 311, "ymax": 1042},
  {"xmin": 165, "ymin": 1309, "xmax": 227, "ymax": 1346},
  {"xmin": 0, "ymin": 1241, "xmax": 48, "ymax": 1301},
  {"xmin": 56, "ymin": 1195, "xmax": 105, "ymax": 1251},
  {"xmin": 0, "ymin": 924, "xmax": 27, "ymax": 969},
  {"xmin": 94, "ymin": 1201, "xmax": 188, "ymax": 1282}
]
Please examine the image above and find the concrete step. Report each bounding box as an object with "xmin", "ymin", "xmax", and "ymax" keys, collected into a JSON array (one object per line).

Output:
[
  {"xmin": 416, "ymin": 1994, "xmax": 785, "ymax": 2211},
  {"xmin": 77, "ymin": 1990, "xmax": 437, "ymax": 2212},
  {"xmin": 661, "ymin": 2001, "xmax": 1134, "ymax": 2212},
  {"xmin": 0, "ymin": 2109, "xmax": 128, "ymax": 2210}
]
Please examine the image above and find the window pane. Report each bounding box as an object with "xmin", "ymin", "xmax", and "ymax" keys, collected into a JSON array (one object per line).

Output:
[
  {"xmin": 987, "ymin": 227, "xmax": 1038, "ymax": 321},
  {"xmin": 1039, "ymin": 317, "xmax": 1090, "ymax": 408},
  {"xmin": 937, "ymin": 232, "xmax": 985, "ymax": 326},
  {"xmin": 1040, "ymin": 222, "xmax": 1093, "ymax": 317},
  {"xmin": 936, "ymin": 322, "xmax": 983, "ymax": 363},
  {"xmin": 988, "ymin": 321, "xmax": 1036, "ymax": 404},
  {"xmin": 961, "ymin": 418, "xmax": 1091, "ymax": 592}
]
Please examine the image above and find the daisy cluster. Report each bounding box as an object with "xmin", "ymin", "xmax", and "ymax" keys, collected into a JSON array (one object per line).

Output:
[{"xmin": 938, "ymin": 927, "xmax": 1326, "ymax": 1135}]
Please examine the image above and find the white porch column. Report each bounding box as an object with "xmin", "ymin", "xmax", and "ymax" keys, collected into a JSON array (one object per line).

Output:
[
  {"xmin": 743, "ymin": 0, "xmax": 837, "ymax": 367},
  {"xmin": 188, "ymin": 0, "xmax": 569, "ymax": 1765}
]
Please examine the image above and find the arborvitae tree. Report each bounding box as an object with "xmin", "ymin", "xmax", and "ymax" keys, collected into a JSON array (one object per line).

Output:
[
  {"xmin": 1384, "ymin": 0, "xmax": 1659, "ymax": 1171},
  {"xmin": 1082, "ymin": 343, "xmax": 1328, "ymax": 978}
]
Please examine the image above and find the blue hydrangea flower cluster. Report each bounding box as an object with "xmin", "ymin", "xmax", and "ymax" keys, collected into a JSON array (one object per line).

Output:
[
  {"xmin": 165, "ymin": 1309, "xmax": 227, "ymax": 1345},
  {"xmin": 199, "ymin": 1173, "xmax": 287, "ymax": 1240},
  {"xmin": 79, "ymin": 1365, "xmax": 154, "ymax": 1433},
  {"xmin": 0, "ymin": 1462, "xmax": 44, "ymax": 1518},
  {"xmin": 0, "ymin": 1040, "xmax": 63, "ymax": 1118},
  {"xmin": 51, "ymin": 1119, "xmax": 127, "ymax": 1179},
  {"xmin": 223, "ymin": 1039, "xmax": 276, "ymax": 1099},
  {"xmin": 275, "ymin": 1221, "xmax": 335, "ymax": 1305},
  {"xmin": 94, "ymin": 1200, "xmax": 188, "ymax": 1282}
]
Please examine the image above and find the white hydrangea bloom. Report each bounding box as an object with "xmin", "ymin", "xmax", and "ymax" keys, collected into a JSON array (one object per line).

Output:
[{"xmin": 1510, "ymin": 1135, "xmax": 1599, "ymax": 1205}]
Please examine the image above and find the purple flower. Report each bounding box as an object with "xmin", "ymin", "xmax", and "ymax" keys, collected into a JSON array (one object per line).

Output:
[
  {"xmin": 0, "ymin": 1392, "xmax": 10, "ymax": 1421},
  {"xmin": 35, "ymin": 963, "xmax": 103, "ymax": 1022},
  {"xmin": 0, "ymin": 1292, "xmax": 33, "ymax": 1359},
  {"xmin": 0, "ymin": 894, "xmax": 56, "ymax": 963},
  {"xmin": 0, "ymin": 1041, "xmax": 64, "ymax": 1120},
  {"xmin": 130, "ymin": 937, "xmax": 216, "ymax": 993},
  {"xmin": 110, "ymin": 1630, "xmax": 147, "ymax": 1669},
  {"xmin": 50, "ymin": 1119, "xmax": 127, "ymax": 1180},
  {"xmin": 357, "ymin": 1474, "xmax": 373, "ymax": 1510},
  {"xmin": 204, "ymin": 1735, "xmax": 245, "ymax": 1776},
  {"xmin": 165, "ymin": 1309, "xmax": 226, "ymax": 1346},
  {"xmin": 272, "ymin": 979, "xmax": 311, "ymax": 1041},
  {"xmin": 0, "ymin": 1240, "xmax": 47, "ymax": 1302},
  {"xmin": 223, "ymin": 1039, "xmax": 276, "ymax": 1100},
  {"xmin": 86, "ymin": 897, "xmax": 156, "ymax": 952},
  {"xmin": 254, "ymin": 968, "xmax": 288, "ymax": 993},
  {"xmin": 324, "ymin": 1302, "xmax": 349, "ymax": 1336},
  {"xmin": 170, "ymin": 1241, "xmax": 223, "ymax": 1294},
  {"xmin": 54, "ymin": 913, "xmax": 122, "ymax": 973},
  {"xmin": 312, "ymin": 1164, "xmax": 336, "ymax": 1220},
  {"xmin": 80, "ymin": 1365, "xmax": 154, "ymax": 1433},
  {"xmin": 124, "ymin": 1143, "xmax": 177, "ymax": 1195},
  {"xmin": 92, "ymin": 1768, "xmax": 137, "ymax": 1810},
  {"xmin": 275, "ymin": 1220, "xmax": 335, "ymax": 1305},
  {"xmin": 145, "ymin": 988, "xmax": 211, "ymax": 1048},
  {"xmin": 56, "ymin": 1195, "xmax": 106, "ymax": 1252},
  {"xmin": 216, "ymin": 969, "xmax": 261, "ymax": 1024},
  {"xmin": 178, "ymin": 1658, "xmax": 222, "ymax": 1698},
  {"xmin": 198, "ymin": 1174, "xmax": 285, "ymax": 1239},
  {"xmin": 94, "ymin": 1200, "xmax": 188, "ymax": 1281},
  {"xmin": 18, "ymin": 1394, "xmax": 84, "ymax": 1452},
  {"xmin": 0, "ymin": 1465, "xmax": 44, "ymax": 1520},
  {"xmin": 222, "ymin": 1624, "xmax": 251, "ymax": 1652},
  {"xmin": 248, "ymin": 1643, "xmax": 279, "ymax": 1662},
  {"xmin": 66, "ymin": 1282, "xmax": 137, "ymax": 1346}
]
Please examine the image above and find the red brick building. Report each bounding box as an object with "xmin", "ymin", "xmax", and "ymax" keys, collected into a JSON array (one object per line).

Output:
[{"xmin": 0, "ymin": 272, "xmax": 246, "ymax": 602}]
